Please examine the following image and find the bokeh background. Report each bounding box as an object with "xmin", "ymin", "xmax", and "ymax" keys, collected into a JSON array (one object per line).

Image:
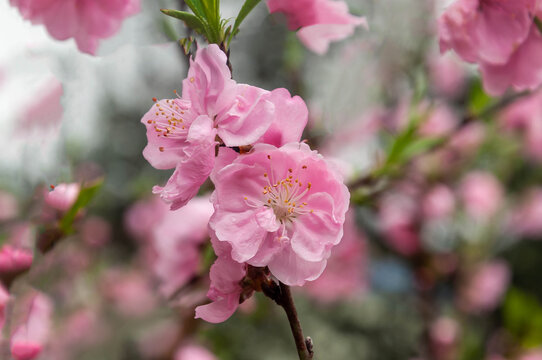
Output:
[{"xmin": 1, "ymin": 0, "xmax": 542, "ymax": 359}]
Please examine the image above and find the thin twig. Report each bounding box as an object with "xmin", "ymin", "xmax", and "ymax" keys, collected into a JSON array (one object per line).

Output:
[{"xmin": 278, "ymin": 282, "xmax": 314, "ymax": 360}]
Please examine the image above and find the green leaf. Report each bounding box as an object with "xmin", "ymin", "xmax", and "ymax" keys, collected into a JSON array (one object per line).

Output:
[
  {"xmin": 503, "ymin": 288, "xmax": 542, "ymax": 347},
  {"xmin": 161, "ymin": 18, "xmax": 180, "ymax": 42},
  {"xmin": 229, "ymin": 0, "xmax": 261, "ymax": 43},
  {"xmin": 59, "ymin": 179, "xmax": 103, "ymax": 234},
  {"xmin": 401, "ymin": 136, "xmax": 445, "ymax": 160},
  {"xmin": 183, "ymin": 0, "xmax": 207, "ymax": 19},
  {"xmin": 201, "ymin": 0, "xmax": 219, "ymax": 22},
  {"xmin": 468, "ymin": 78, "xmax": 494, "ymax": 117},
  {"xmin": 160, "ymin": 9, "xmax": 207, "ymax": 35}
]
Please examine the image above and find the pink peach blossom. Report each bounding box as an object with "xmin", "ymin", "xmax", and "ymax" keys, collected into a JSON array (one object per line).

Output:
[
  {"xmin": 304, "ymin": 208, "xmax": 366, "ymax": 302},
  {"xmin": 439, "ymin": 0, "xmax": 542, "ymax": 95},
  {"xmin": 267, "ymin": 0, "xmax": 368, "ymax": 54},
  {"xmin": 195, "ymin": 235, "xmax": 247, "ymax": 323},
  {"xmin": 458, "ymin": 172, "xmax": 503, "ymax": 220},
  {"xmin": 10, "ymin": 293, "xmax": 53, "ymax": 360},
  {"xmin": 10, "ymin": 0, "xmax": 140, "ymax": 55},
  {"xmin": 44, "ymin": 183, "xmax": 80, "ymax": 212},
  {"xmin": 209, "ymin": 143, "xmax": 349, "ymax": 286},
  {"xmin": 460, "ymin": 260, "xmax": 510, "ymax": 313},
  {"xmin": 175, "ymin": 344, "xmax": 217, "ymax": 360}
]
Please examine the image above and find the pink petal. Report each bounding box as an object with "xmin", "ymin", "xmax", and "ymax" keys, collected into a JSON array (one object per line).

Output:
[
  {"xmin": 153, "ymin": 137, "xmax": 216, "ymax": 210},
  {"xmin": 268, "ymin": 245, "xmax": 327, "ymax": 286},
  {"xmin": 217, "ymin": 84, "xmax": 275, "ymax": 147},
  {"xmin": 210, "ymin": 210, "xmax": 267, "ymax": 263},
  {"xmin": 290, "ymin": 193, "xmax": 342, "ymax": 262},
  {"xmin": 257, "ymin": 88, "xmax": 308, "ymax": 147}
]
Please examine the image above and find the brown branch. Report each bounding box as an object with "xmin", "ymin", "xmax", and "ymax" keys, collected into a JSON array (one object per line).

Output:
[{"xmin": 277, "ymin": 282, "xmax": 314, "ymax": 360}]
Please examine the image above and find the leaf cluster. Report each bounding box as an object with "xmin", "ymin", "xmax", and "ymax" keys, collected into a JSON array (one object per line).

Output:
[{"xmin": 161, "ymin": 0, "xmax": 262, "ymax": 49}]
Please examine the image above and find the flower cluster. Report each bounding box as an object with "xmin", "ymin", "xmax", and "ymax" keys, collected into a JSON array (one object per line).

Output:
[
  {"xmin": 439, "ymin": 0, "xmax": 542, "ymax": 95},
  {"xmin": 141, "ymin": 44, "xmax": 350, "ymax": 323}
]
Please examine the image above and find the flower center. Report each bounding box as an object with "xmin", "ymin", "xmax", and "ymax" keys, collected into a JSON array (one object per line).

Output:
[
  {"xmin": 261, "ymin": 167, "xmax": 312, "ymax": 223},
  {"xmin": 148, "ymin": 96, "xmax": 191, "ymax": 149}
]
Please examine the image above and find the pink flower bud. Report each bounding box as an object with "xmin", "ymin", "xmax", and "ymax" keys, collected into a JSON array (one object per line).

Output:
[{"xmin": 44, "ymin": 183, "xmax": 80, "ymax": 212}]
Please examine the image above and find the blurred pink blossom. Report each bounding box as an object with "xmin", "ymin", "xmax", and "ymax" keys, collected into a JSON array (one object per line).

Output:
[
  {"xmin": 501, "ymin": 91, "xmax": 542, "ymax": 162},
  {"xmin": 429, "ymin": 54, "xmax": 466, "ymax": 97},
  {"xmin": 152, "ymin": 196, "xmax": 213, "ymax": 297},
  {"xmin": 304, "ymin": 209, "xmax": 367, "ymax": 302},
  {"xmin": 508, "ymin": 188, "xmax": 542, "ymax": 237},
  {"xmin": 175, "ymin": 344, "xmax": 217, "ymax": 360},
  {"xmin": 520, "ymin": 349, "xmax": 542, "ymax": 360},
  {"xmin": 267, "ymin": 0, "xmax": 368, "ymax": 54},
  {"xmin": 18, "ymin": 78, "xmax": 63, "ymax": 134},
  {"xmin": 209, "ymin": 143, "xmax": 349, "ymax": 286},
  {"xmin": 429, "ymin": 317, "xmax": 460, "ymax": 360},
  {"xmin": 124, "ymin": 196, "xmax": 168, "ymax": 242},
  {"xmin": 10, "ymin": 293, "xmax": 53, "ymax": 360},
  {"xmin": 0, "ymin": 245, "xmax": 33, "ymax": 282},
  {"xmin": 459, "ymin": 172, "xmax": 503, "ymax": 220},
  {"xmin": 137, "ymin": 320, "xmax": 180, "ymax": 359},
  {"xmin": 379, "ymin": 188, "xmax": 421, "ymax": 256},
  {"xmin": 460, "ymin": 260, "xmax": 510, "ymax": 313},
  {"xmin": 0, "ymin": 191, "xmax": 19, "ymax": 221},
  {"xmin": 419, "ymin": 105, "xmax": 458, "ymax": 138},
  {"xmin": 9, "ymin": 0, "xmax": 140, "ymax": 55},
  {"xmin": 439, "ymin": 0, "xmax": 541, "ymax": 95},
  {"xmin": 422, "ymin": 185, "xmax": 456, "ymax": 220},
  {"xmin": 44, "ymin": 183, "xmax": 80, "ymax": 212},
  {"xmin": 100, "ymin": 270, "xmax": 157, "ymax": 317},
  {"xmin": 448, "ymin": 123, "xmax": 486, "ymax": 154},
  {"xmin": 0, "ymin": 284, "xmax": 9, "ymax": 330},
  {"xmin": 81, "ymin": 216, "xmax": 111, "ymax": 248}
]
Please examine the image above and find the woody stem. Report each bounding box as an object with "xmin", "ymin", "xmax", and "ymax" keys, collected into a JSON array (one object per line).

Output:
[{"xmin": 277, "ymin": 282, "xmax": 314, "ymax": 360}]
